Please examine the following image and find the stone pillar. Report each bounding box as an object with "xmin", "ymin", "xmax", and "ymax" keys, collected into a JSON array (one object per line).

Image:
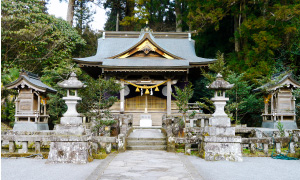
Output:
[
  {"xmin": 250, "ymin": 143, "xmax": 256, "ymax": 154},
  {"xmin": 9, "ymin": 141, "xmax": 15, "ymax": 153},
  {"xmin": 19, "ymin": 141, "xmax": 28, "ymax": 153},
  {"xmin": 289, "ymin": 142, "xmax": 295, "ymax": 153},
  {"xmin": 106, "ymin": 143, "xmax": 112, "ymax": 154},
  {"xmin": 35, "ymin": 141, "xmax": 41, "ymax": 153},
  {"xmin": 263, "ymin": 143, "xmax": 268, "ymax": 155},
  {"xmin": 120, "ymin": 81, "xmax": 125, "ymax": 113},
  {"xmin": 276, "ymin": 143, "xmax": 281, "ymax": 154},
  {"xmin": 167, "ymin": 79, "xmax": 172, "ymax": 116},
  {"xmin": 201, "ymin": 119, "xmax": 205, "ymax": 127},
  {"xmin": 185, "ymin": 143, "xmax": 191, "ymax": 155}
]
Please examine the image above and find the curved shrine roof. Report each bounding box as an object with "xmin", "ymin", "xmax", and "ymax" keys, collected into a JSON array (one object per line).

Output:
[
  {"xmin": 5, "ymin": 70, "xmax": 57, "ymax": 93},
  {"xmin": 74, "ymin": 30, "xmax": 215, "ymax": 68}
]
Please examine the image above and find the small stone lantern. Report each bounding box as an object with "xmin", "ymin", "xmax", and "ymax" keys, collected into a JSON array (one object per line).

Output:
[{"xmin": 206, "ymin": 73, "xmax": 234, "ymax": 125}]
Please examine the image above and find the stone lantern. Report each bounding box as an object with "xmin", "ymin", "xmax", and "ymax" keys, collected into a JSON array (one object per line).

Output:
[
  {"xmin": 207, "ymin": 73, "xmax": 234, "ymax": 126},
  {"xmin": 53, "ymin": 72, "xmax": 86, "ymax": 135},
  {"xmin": 57, "ymin": 72, "xmax": 85, "ymax": 125},
  {"xmin": 48, "ymin": 72, "xmax": 90, "ymax": 164},
  {"xmin": 199, "ymin": 73, "xmax": 243, "ymax": 162}
]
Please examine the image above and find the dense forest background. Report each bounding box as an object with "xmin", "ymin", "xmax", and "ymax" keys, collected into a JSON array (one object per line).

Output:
[{"xmin": 2, "ymin": 0, "xmax": 300, "ymax": 128}]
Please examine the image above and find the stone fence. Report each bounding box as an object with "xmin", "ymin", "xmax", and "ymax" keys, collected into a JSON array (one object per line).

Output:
[{"xmin": 1, "ymin": 131, "xmax": 123, "ymax": 154}]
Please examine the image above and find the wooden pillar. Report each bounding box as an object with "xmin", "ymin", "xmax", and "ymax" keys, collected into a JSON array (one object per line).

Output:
[
  {"xmin": 120, "ymin": 81, "xmax": 125, "ymax": 113},
  {"xmin": 167, "ymin": 79, "xmax": 171, "ymax": 116},
  {"xmin": 271, "ymin": 93, "xmax": 274, "ymax": 121}
]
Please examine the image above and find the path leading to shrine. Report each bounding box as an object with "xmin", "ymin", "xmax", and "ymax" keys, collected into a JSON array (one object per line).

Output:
[{"xmin": 89, "ymin": 150, "xmax": 201, "ymax": 180}]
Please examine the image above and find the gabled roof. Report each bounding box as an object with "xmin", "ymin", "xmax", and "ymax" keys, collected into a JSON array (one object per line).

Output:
[
  {"xmin": 74, "ymin": 29, "xmax": 215, "ymax": 68},
  {"xmin": 5, "ymin": 70, "xmax": 57, "ymax": 93},
  {"xmin": 254, "ymin": 73, "xmax": 300, "ymax": 92}
]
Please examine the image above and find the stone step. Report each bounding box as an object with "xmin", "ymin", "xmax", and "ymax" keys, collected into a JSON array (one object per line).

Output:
[
  {"xmin": 127, "ymin": 140, "xmax": 167, "ymax": 146},
  {"xmin": 127, "ymin": 137, "xmax": 166, "ymax": 141},
  {"xmin": 126, "ymin": 145, "xmax": 167, "ymax": 150}
]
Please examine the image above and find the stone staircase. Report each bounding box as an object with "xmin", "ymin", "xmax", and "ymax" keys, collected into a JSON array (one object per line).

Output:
[{"xmin": 126, "ymin": 128, "xmax": 167, "ymax": 150}]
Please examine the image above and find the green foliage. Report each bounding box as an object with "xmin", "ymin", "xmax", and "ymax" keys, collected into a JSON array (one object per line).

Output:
[
  {"xmin": 78, "ymin": 76, "xmax": 121, "ymax": 134},
  {"xmin": 172, "ymin": 82, "xmax": 194, "ymax": 127},
  {"xmin": 1, "ymin": 68, "xmax": 20, "ymax": 127},
  {"xmin": 1, "ymin": 0, "xmax": 85, "ymax": 73},
  {"xmin": 277, "ymin": 121, "xmax": 285, "ymax": 137},
  {"xmin": 226, "ymin": 72, "xmax": 263, "ymax": 125},
  {"xmin": 201, "ymin": 52, "xmax": 231, "ymax": 82}
]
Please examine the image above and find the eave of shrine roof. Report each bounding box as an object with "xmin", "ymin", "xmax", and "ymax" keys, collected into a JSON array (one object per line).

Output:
[{"xmin": 5, "ymin": 73, "xmax": 57, "ymax": 93}]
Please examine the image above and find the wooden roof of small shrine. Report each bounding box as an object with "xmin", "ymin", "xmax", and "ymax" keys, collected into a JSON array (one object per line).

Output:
[
  {"xmin": 5, "ymin": 70, "xmax": 57, "ymax": 93},
  {"xmin": 254, "ymin": 73, "xmax": 300, "ymax": 92},
  {"xmin": 74, "ymin": 29, "xmax": 215, "ymax": 69}
]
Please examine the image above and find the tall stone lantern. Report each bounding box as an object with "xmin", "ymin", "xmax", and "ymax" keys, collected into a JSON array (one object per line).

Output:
[
  {"xmin": 199, "ymin": 73, "xmax": 243, "ymax": 162},
  {"xmin": 48, "ymin": 72, "xmax": 91, "ymax": 164}
]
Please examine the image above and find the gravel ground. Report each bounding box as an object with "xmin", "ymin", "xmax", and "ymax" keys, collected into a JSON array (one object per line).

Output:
[
  {"xmin": 1, "ymin": 158, "xmax": 102, "ymax": 180},
  {"xmin": 1, "ymin": 154, "xmax": 300, "ymax": 180},
  {"xmin": 188, "ymin": 156, "xmax": 300, "ymax": 180}
]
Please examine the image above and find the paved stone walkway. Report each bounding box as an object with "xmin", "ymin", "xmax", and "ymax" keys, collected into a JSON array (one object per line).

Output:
[{"xmin": 90, "ymin": 150, "xmax": 202, "ymax": 180}]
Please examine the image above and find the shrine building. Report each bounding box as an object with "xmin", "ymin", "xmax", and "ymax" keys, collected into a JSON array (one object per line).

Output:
[{"xmin": 74, "ymin": 28, "xmax": 215, "ymax": 126}]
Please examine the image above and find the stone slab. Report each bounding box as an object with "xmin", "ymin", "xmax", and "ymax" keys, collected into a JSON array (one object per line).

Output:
[
  {"xmin": 209, "ymin": 116, "xmax": 231, "ymax": 127},
  {"xmin": 140, "ymin": 119, "xmax": 152, "ymax": 127},
  {"xmin": 204, "ymin": 136, "xmax": 242, "ymax": 143},
  {"xmin": 262, "ymin": 121, "xmax": 298, "ymax": 129},
  {"xmin": 201, "ymin": 142, "xmax": 243, "ymax": 162},
  {"xmin": 60, "ymin": 117, "xmax": 82, "ymax": 125},
  {"xmin": 13, "ymin": 123, "xmax": 49, "ymax": 131},
  {"xmin": 204, "ymin": 126, "xmax": 235, "ymax": 136},
  {"xmin": 47, "ymin": 141, "xmax": 90, "ymax": 164}
]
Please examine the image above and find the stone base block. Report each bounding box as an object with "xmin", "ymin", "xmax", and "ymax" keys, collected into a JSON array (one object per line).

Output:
[
  {"xmin": 200, "ymin": 136, "xmax": 243, "ymax": 162},
  {"xmin": 209, "ymin": 117, "xmax": 231, "ymax": 127},
  {"xmin": 47, "ymin": 141, "xmax": 90, "ymax": 164},
  {"xmin": 262, "ymin": 121, "xmax": 298, "ymax": 129},
  {"xmin": 60, "ymin": 117, "xmax": 82, "ymax": 125},
  {"xmin": 55, "ymin": 124, "xmax": 85, "ymax": 135},
  {"xmin": 204, "ymin": 126, "xmax": 235, "ymax": 136},
  {"xmin": 13, "ymin": 122, "xmax": 49, "ymax": 131}
]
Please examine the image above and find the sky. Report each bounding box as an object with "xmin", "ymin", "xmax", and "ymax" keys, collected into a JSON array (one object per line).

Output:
[{"xmin": 47, "ymin": 0, "xmax": 107, "ymax": 31}]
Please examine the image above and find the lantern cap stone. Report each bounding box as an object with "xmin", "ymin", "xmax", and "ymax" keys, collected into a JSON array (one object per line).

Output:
[
  {"xmin": 207, "ymin": 73, "xmax": 234, "ymax": 90},
  {"xmin": 58, "ymin": 72, "xmax": 85, "ymax": 89}
]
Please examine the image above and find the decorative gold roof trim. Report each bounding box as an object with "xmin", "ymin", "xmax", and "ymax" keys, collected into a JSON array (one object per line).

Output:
[{"xmin": 107, "ymin": 33, "xmax": 184, "ymax": 60}]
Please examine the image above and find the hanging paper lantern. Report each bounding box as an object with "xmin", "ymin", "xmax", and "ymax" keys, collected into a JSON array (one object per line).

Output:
[
  {"xmin": 145, "ymin": 88, "xmax": 150, "ymax": 94},
  {"xmin": 150, "ymin": 88, "xmax": 153, "ymax": 95},
  {"xmin": 135, "ymin": 87, "xmax": 140, "ymax": 92},
  {"xmin": 155, "ymin": 86, "xmax": 159, "ymax": 91}
]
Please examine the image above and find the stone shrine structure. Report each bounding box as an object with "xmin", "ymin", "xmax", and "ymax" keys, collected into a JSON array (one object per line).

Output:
[
  {"xmin": 47, "ymin": 72, "xmax": 90, "ymax": 164},
  {"xmin": 200, "ymin": 73, "xmax": 243, "ymax": 162},
  {"xmin": 5, "ymin": 70, "xmax": 56, "ymax": 131},
  {"xmin": 256, "ymin": 73, "xmax": 300, "ymax": 129},
  {"xmin": 74, "ymin": 28, "xmax": 215, "ymax": 126}
]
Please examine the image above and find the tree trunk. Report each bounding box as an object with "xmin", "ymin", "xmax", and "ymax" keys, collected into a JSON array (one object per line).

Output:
[
  {"xmin": 175, "ymin": 0, "xmax": 182, "ymax": 32},
  {"xmin": 67, "ymin": 0, "xmax": 75, "ymax": 26},
  {"xmin": 234, "ymin": 15, "xmax": 240, "ymax": 52}
]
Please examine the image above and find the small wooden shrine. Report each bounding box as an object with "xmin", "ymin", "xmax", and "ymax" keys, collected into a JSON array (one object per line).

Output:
[
  {"xmin": 74, "ymin": 28, "xmax": 215, "ymax": 126},
  {"xmin": 256, "ymin": 73, "xmax": 300, "ymax": 129},
  {"xmin": 5, "ymin": 70, "xmax": 56, "ymax": 131}
]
